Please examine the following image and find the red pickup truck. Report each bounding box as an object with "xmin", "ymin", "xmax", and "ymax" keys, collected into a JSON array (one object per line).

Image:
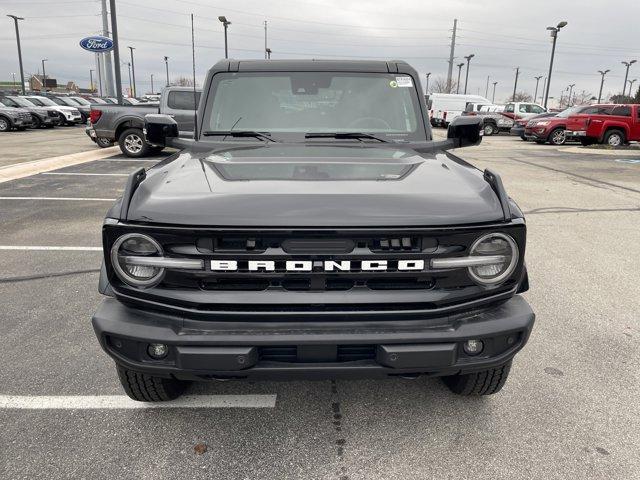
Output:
[{"xmin": 566, "ymin": 104, "xmax": 640, "ymax": 146}]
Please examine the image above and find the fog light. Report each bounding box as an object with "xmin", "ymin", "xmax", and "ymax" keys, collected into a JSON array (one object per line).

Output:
[
  {"xmin": 463, "ymin": 339, "xmax": 484, "ymax": 356},
  {"xmin": 147, "ymin": 343, "xmax": 169, "ymax": 359}
]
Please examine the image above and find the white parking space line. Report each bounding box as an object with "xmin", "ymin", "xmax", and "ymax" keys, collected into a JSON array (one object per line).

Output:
[
  {"xmin": 41, "ymin": 172, "xmax": 129, "ymax": 177},
  {"xmin": 0, "ymin": 196, "xmax": 115, "ymax": 202},
  {"xmin": 0, "ymin": 395, "xmax": 277, "ymax": 409},
  {"xmin": 100, "ymin": 158, "xmax": 158, "ymax": 162},
  {"xmin": 0, "ymin": 246, "xmax": 102, "ymax": 251}
]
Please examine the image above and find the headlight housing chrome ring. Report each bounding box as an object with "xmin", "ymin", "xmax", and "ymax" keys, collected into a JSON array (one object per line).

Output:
[
  {"xmin": 110, "ymin": 233, "xmax": 165, "ymax": 288},
  {"xmin": 467, "ymin": 233, "xmax": 519, "ymax": 286}
]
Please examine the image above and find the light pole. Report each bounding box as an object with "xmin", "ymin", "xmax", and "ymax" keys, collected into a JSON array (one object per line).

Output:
[
  {"xmin": 534, "ymin": 76, "xmax": 543, "ymax": 103},
  {"xmin": 164, "ymin": 56, "xmax": 169, "ymax": 86},
  {"xmin": 126, "ymin": 62, "xmax": 132, "ymax": 97},
  {"xmin": 218, "ymin": 16, "xmax": 231, "ymax": 59},
  {"xmin": 621, "ymin": 60, "xmax": 636, "ymax": 97},
  {"xmin": 492, "ymin": 81, "xmax": 498, "ymax": 103},
  {"xmin": 41, "ymin": 58, "xmax": 48, "ymax": 91},
  {"xmin": 512, "ymin": 67, "xmax": 520, "ymax": 101},
  {"xmin": 150, "ymin": 74, "xmax": 154, "ymax": 94},
  {"xmin": 127, "ymin": 46, "xmax": 136, "ymax": 98},
  {"xmin": 463, "ymin": 54, "xmax": 474, "ymax": 95},
  {"xmin": 425, "ymin": 72, "xmax": 431, "ymax": 94},
  {"xmin": 544, "ymin": 21, "xmax": 568, "ymax": 109},
  {"xmin": 456, "ymin": 63, "xmax": 464, "ymax": 94},
  {"xmin": 541, "ymin": 76, "xmax": 547, "ymax": 104},
  {"xmin": 11, "ymin": 73, "xmax": 16, "ymax": 88},
  {"xmin": 7, "ymin": 15, "xmax": 26, "ymax": 95},
  {"xmin": 628, "ymin": 78, "xmax": 637, "ymax": 99},
  {"xmin": 266, "ymin": 47, "xmax": 272, "ymax": 59},
  {"xmin": 485, "ymin": 75, "xmax": 490, "ymax": 98},
  {"xmin": 597, "ymin": 70, "xmax": 610, "ymax": 103},
  {"xmin": 89, "ymin": 69, "xmax": 95, "ymax": 92},
  {"xmin": 567, "ymin": 83, "xmax": 576, "ymax": 106}
]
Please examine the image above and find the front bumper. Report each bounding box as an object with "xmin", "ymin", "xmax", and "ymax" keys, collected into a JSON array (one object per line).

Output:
[{"xmin": 92, "ymin": 295, "xmax": 535, "ymax": 381}]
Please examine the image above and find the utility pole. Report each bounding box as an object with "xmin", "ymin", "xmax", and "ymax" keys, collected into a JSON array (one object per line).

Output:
[
  {"xmin": 41, "ymin": 59, "xmax": 48, "ymax": 91},
  {"xmin": 425, "ymin": 72, "xmax": 431, "ymax": 94},
  {"xmin": 492, "ymin": 81, "xmax": 498, "ymax": 103},
  {"xmin": 164, "ymin": 56, "xmax": 169, "ymax": 86},
  {"xmin": 101, "ymin": 0, "xmax": 115, "ymax": 96},
  {"xmin": 567, "ymin": 83, "xmax": 575, "ymax": 106},
  {"xmin": 127, "ymin": 46, "xmax": 136, "ymax": 97},
  {"xmin": 534, "ymin": 76, "xmax": 543, "ymax": 102},
  {"xmin": 463, "ymin": 54, "xmax": 474, "ymax": 95},
  {"xmin": 597, "ymin": 70, "xmax": 609, "ymax": 103},
  {"xmin": 150, "ymin": 74, "xmax": 154, "ymax": 94},
  {"xmin": 621, "ymin": 60, "xmax": 636, "ymax": 97},
  {"xmin": 446, "ymin": 19, "xmax": 457, "ymax": 92},
  {"xmin": 512, "ymin": 67, "xmax": 520, "ymax": 101},
  {"xmin": 219, "ymin": 16, "xmax": 231, "ymax": 59},
  {"xmin": 455, "ymin": 63, "xmax": 464, "ymax": 94},
  {"xmin": 89, "ymin": 68, "xmax": 94, "ymax": 92},
  {"xmin": 541, "ymin": 76, "xmax": 547, "ymax": 104},
  {"xmin": 264, "ymin": 20, "xmax": 267, "ymax": 59},
  {"xmin": 7, "ymin": 15, "xmax": 26, "ymax": 95},
  {"xmin": 544, "ymin": 21, "xmax": 568, "ymax": 109},
  {"xmin": 109, "ymin": 0, "xmax": 123, "ymax": 104},
  {"xmin": 485, "ymin": 76, "xmax": 490, "ymax": 98}
]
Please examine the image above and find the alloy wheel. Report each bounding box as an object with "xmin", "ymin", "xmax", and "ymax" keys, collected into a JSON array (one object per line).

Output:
[{"xmin": 124, "ymin": 134, "xmax": 143, "ymax": 154}]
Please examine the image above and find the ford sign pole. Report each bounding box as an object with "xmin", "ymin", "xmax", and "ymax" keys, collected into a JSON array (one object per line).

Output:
[
  {"xmin": 7, "ymin": 15, "xmax": 26, "ymax": 95},
  {"xmin": 109, "ymin": 0, "xmax": 123, "ymax": 104}
]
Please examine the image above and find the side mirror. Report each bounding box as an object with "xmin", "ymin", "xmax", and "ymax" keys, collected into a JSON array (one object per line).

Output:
[
  {"xmin": 144, "ymin": 114, "xmax": 178, "ymax": 147},
  {"xmin": 447, "ymin": 116, "xmax": 483, "ymax": 147}
]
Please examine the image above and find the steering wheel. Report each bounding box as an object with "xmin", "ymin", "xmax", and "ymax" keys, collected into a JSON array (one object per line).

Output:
[{"xmin": 347, "ymin": 117, "xmax": 391, "ymax": 129}]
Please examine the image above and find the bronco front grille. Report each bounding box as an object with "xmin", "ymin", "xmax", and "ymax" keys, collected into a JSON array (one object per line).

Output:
[{"xmin": 105, "ymin": 224, "xmax": 526, "ymax": 317}]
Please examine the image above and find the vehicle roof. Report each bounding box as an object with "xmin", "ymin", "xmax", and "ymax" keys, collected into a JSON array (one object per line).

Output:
[{"xmin": 209, "ymin": 59, "xmax": 413, "ymax": 73}]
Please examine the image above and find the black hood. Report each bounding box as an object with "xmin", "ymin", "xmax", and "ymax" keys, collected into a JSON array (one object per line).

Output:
[{"xmin": 126, "ymin": 144, "xmax": 504, "ymax": 227}]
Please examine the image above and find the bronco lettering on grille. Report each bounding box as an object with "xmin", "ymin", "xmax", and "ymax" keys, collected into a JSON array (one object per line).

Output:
[{"xmin": 210, "ymin": 260, "xmax": 426, "ymax": 272}]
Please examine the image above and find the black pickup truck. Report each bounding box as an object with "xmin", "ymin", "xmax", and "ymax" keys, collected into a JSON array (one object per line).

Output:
[{"xmin": 92, "ymin": 59, "xmax": 534, "ymax": 401}]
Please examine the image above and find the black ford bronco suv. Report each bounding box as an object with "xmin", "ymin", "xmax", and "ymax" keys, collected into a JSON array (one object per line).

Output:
[{"xmin": 92, "ymin": 59, "xmax": 534, "ymax": 401}]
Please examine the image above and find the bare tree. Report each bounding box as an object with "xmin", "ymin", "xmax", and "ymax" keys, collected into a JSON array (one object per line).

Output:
[
  {"xmin": 511, "ymin": 92, "xmax": 532, "ymax": 102},
  {"xmin": 431, "ymin": 76, "xmax": 458, "ymax": 94},
  {"xmin": 172, "ymin": 76, "xmax": 196, "ymax": 87},
  {"xmin": 572, "ymin": 90, "xmax": 595, "ymax": 106}
]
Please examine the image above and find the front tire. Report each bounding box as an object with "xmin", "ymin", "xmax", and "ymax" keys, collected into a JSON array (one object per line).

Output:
[
  {"xmin": 0, "ymin": 117, "xmax": 11, "ymax": 132},
  {"xmin": 442, "ymin": 362, "xmax": 512, "ymax": 395},
  {"xmin": 549, "ymin": 128, "xmax": 566, "ymax": 146},
  {"xmin": 117, "ymin": 365, "xmax": 187, "ymax": 402},
  {"xmin": 483, "ymin": 123, "xmax": 495, "ymax": 136},
  {"xmin": 32, "ymin": 116, "xmax": 42, "ymax": 129},
  {"xmin": 118, "ymin": 128, "xmax": 151, "ymax": 157}
]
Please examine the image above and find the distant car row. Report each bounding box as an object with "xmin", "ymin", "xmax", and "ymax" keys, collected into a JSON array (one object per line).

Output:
[
  {"xmin": 512, "ymin": 104, "xmax": 640, "ymax": 146},
  {"xmin": 0, "ymin": 93, "xmax": 160, "ymax": 132}
]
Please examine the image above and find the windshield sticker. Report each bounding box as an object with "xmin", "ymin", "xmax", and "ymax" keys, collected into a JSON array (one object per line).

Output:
[
  {"xmin": 395, "ymin": 76, "xmax": 413, "ymax": 87},
  {"xmin": 389, "ymin": 80, "xmax": 398, "ymax": 88}
]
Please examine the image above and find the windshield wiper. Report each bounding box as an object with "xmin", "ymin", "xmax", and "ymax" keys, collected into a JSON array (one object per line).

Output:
[
  {"xmin": 305, "ymin": 132, "xmax": 388, "ymax": 143},
  {"xmin": 202, "ymin": 131, "xmax": 276, "ymax": 142}
]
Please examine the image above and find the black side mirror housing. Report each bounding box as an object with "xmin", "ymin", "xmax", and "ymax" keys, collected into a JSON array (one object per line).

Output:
[
  {"xmin": 144, "ymin": 114, "xmax": 178, "ymax": 147},
  {"xmin": 447, "ymin": 116, "xmax": 483, "ymax": 147}
]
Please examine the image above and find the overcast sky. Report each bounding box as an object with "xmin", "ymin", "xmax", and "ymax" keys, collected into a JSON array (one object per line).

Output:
[{"xmin": 2, "ymin": 0, "xmax": 639, "ymax": 103}]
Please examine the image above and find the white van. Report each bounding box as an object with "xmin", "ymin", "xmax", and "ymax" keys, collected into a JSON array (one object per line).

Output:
[{"xmin": 426, "ymin": 93, "xmax": 492, "ymax": 127}]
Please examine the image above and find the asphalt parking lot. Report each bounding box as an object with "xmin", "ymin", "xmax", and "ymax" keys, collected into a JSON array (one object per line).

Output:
[{"xmin": 1, "ymin": 129, "xmax": 639, "ymax": 479}]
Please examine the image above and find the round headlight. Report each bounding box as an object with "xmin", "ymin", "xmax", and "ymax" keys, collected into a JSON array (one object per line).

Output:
[
  {"xmin": 468, "ymin": 233, "xmax": 519, "ymax": 285},
  {"xmin": 110, "ymin": 233, "xmax": 164, "ymax": 288}
]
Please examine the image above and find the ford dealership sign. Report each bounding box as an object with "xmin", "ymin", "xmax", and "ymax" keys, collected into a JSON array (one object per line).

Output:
[{"xmin": 79, "ymin": 36, "xmax": 113, "ymax": 52}]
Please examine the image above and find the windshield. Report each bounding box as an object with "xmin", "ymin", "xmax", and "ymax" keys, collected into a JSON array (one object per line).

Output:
[
  {"xmin": 9, "ymin": 97, "xmax": 36, "ymax": 107},
  {"xmin": 203, "ymin": 72, "xmax": 425, "ymax": 141},
  {"xmin": 556, "ymin": 106, "xmax": 582, "ymax": 118},
  {"xmin": 71, "ymin": 97, "xmax": 91, "ymax": 105},
  {"xmin": 57, "ymin": 97, "xmax": 78, "ymax": 106},
  {"xmin": 28, "ymin": 97, "xmax": 56, "ymax": 106}
]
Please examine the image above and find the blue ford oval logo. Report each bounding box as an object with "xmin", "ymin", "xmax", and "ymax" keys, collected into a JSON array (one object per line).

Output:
[{"xmin": 79, "ymin": 36, "xmax": 114, "ymax": 52}]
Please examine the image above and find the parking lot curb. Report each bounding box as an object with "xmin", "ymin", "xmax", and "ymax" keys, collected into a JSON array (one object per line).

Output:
[
  {"xmin": 0, "ymin": 147, "xmax": 120, "ymax": 184},
  {"xmin": 563, "ymin": 146, "xmax": 640, "ymax": 156}
]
